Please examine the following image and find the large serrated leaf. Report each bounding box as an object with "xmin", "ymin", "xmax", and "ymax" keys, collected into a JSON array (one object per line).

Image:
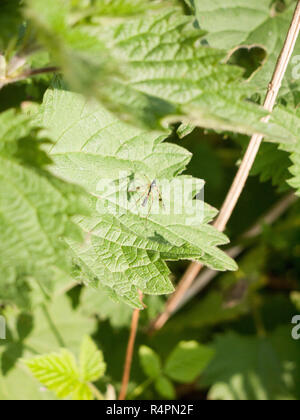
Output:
[
  {"xmin": 21, "ymin": 1, "xmax": 300, "ymax": 141},
  {"xmin": 269, "ymin": 106, "xmax": 300, "ymax": 196},
  {"xmin": 38, "ymin": 85, "xmax": 238, "ymax": 307},
  {"xmin": 190, "ymin": 0, "xmax": 300, "ymax": 101},
  {"xmin": 95, "ymin": 9, "xmax": 298, "ymax": 141}
]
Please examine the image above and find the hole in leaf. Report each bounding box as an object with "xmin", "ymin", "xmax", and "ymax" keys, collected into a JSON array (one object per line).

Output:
[{"xmin": 227, "ymin": 46, "xmax": 267, "ymax": 79}]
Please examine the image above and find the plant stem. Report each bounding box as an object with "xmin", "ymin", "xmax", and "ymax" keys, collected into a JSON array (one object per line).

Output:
[
  {"xmin": 0, "ymin": 66, "xmax": 59, "ymax": 90},
  {"xmin": 150, "ymin": 0, "xmax": 300, "ymax": 332},
  {"xmin": 41, "ymin": 304, "xmax": 65, "ymax": 348},
  {"xmin": 119, "ymin": 291, "xmax": 143, "ymax": 400}
]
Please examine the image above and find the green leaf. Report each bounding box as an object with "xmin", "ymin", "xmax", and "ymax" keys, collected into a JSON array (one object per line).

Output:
[
  {"xmin": 24, "ymin": 335, "xmax": 104, "ymax": 400},
  {"xmin": 0, "ymin": 294, "xmax": 96, "ymax": 370},
  {"xmin": 18, "ymin": 1, "xmax": 175, "ymax": 106},
  {"xmin": 164, "ymin": 341, "xmax": 215, "ymax": 383},
  {"xmin": 190, "ymin": 0, "xmax": 300, "ymax": 100},
  {"xmin": 189, "ymin": 0, "xmax": 272, "ymax": 50},
  {"xmin": 37, "ymin": 85, "xmax": 238, "ymax": 307},
  {"xmin": 92, "ymin": 0, "xmax": 170, "ymax": 18},
  {"xmin": 22, "ymin": 2, "xmax": 300, "ymax": 142},
  {"xmin": 0, "ymin": 295, "xmax": 96, "ymax": 400},
  {"xmin": 71, "ymin": 382, "xmax": 94, "ymax": 401},
  {"xmin": 202, "ymin": 327, "xmax": 300, "ymax": 400},
  {"xmin": 96, "ymin": 9, "xmax": 298, "ymax": 140},
  {"xmin": 25, "ymin": 350, "xmax": 80, "ymax": 399},
  {"xmin": 25, "ymin": 0, "xmax": 116, "ymax": 94},
  {"xmin": 270, "ymin": 106, "xmax": 300, "ymax": 195},
  {"xmin": 80, "ymin": 287, "xmax": 164, "ymax": 327},
  {"xmin": 25, "ymin": 3, "xmax": 297, "ymax": 140},
  {"xmin": 79, "ymin": 335, "xmax": 106, "ymax": 382},
  {"xmin": 80, "ymin": 286, "xmax": 133, "ymax": 328},
  {"xmin": 0, "ymin": 110, "xmax": 89, "ymax": 293},
  {"xmin": 139, "ymin": 345, "xmax": 162, "ymax": 379},
  {"xmin": 250, "ymin": 143, "xmax": 291, "ymax": 191},
  {"xmin": 230, "ymin": 106, "xmax": 300, "ymax": 197},
  {"xmin": 26, "ymin": 297, "xmax": 96, "ymax": 355},
  {"xmin": 155, "ymin": 375, "xmax": 176, "ymax": 399},
  {"xmin": 0, "ymin": 362, "xmax": 56, "ymax": 401}
]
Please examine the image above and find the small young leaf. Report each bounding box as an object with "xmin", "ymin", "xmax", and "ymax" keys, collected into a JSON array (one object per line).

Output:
[
  {"xmin": 25, "ymin": 350, "xmax": 80, "ymax": 399},
  {"xmin": 80, "ymin": 335, "xmax": 106, "ymax": 382},
  {"xmin": 25, "ymin": 335, "xmax": 105, "ymax": 400},
  {"xmin": 155, "ymin": 375, "xmax": 176, "ymax": 399},
  {"xmin": 139, "ymin": 345, "xmax": 162, "ymax": 379},
  {"xmin": 72, "ymin": 383, "xmax": 94, "ymax": 401},
  {"xmin": 164, "ymin": 341, "xmax": 215, "ymax": 383}
]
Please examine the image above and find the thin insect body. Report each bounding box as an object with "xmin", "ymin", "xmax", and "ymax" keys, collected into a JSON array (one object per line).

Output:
[
  {"xmin": 142, "ymin": 179, "xmax": 158, "ymax": 208},
  {"xmin": 128, "ymin": 177, "xmax": 164, "ymax": 219}
]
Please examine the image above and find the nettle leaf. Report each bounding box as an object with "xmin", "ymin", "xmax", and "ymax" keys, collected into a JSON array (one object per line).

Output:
[
  {"xmin": 92, "ymin": 0, "xmax": 172, "ymax": 18},
  {"xmin": 96, "ymin": 9, "xmax": 298, "ymax": 140},
  {"xmin": 188, "ymin": 0, "xmax": 272, "ymax": 50},
  {"xmin": 190, "ymin": 0, "xmax": 300, "ymax": 100},
  {"xmin": 38, "ymin": 85, "xmax": 238, "ymax": 308},
  {"xmin": 250, "ymin": 143, "xmax": 291, "ymax": 191},
  {"xmin": 23, "ymin": 0, "xmax": 172, "ymax": 101},
  {"xmin": 25, "ymin": 0, "xmax": 116, "ymax": 94},
  {"xmin": 21, "ymin": 2, "xmax": 300, "ymax": 141},
  {"xmin": 0, "ymin": 110, "xmax": 89, "ymax": 290},
  {"xmin": 25, "ymin": 335, "xmax": 105, "ymax": 400},
  {"xmin": 234, "ymin": 134, "xmax": 291, "ymax": 191},
  {"xmin": 233, "ymin": 104, "xmax": 300, "ymax": 196},
  {"xmin": 270, "ymin": 106, "xmax": 300, "ymax": 195}
]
